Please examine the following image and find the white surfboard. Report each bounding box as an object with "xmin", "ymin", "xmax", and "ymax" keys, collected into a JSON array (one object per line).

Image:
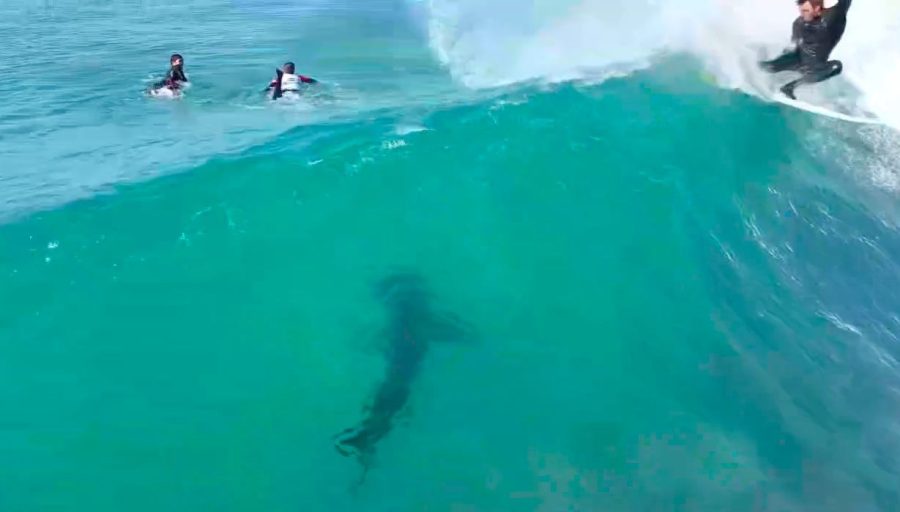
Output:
[
  {"xmin": 149, "ymin": 87, "xmax": 181, "ymax": 99},
  {"xmin": 773, "ymin": 94, "xmax": 882, "ymax": 125}
]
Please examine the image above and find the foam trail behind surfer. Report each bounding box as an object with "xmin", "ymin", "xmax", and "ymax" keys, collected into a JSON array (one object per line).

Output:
[{"xmin": 334, "ymin": 272, "xmax": 471, "ymax": 483}]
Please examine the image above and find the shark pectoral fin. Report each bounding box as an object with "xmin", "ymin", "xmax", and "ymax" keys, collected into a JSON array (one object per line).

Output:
[
  {"xmin": 335, "ymin": 442, "xmax": 359, "ymax": 458},
  {"xmin": 334, "ymin": 427, "xmax": 363, "ymax": 457},
  {"xmin": 427, "ymin": 311, "xmax": 476, "ymax": 344},
  {"xmin": 395, "ymin": 406, "xmax": 415, "ymax": 424}
]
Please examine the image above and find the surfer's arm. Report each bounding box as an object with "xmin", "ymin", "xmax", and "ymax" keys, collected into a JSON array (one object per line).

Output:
[
  {"xmin": 791, "ymin": 17, "xmax": 802, "ymax": 44},
  {"xmin": 263, "ymin": 77, "xmax": 279, "ymax": 92},
  {"xmin": 163, "ymin": 69, "xmax": 188, "ymax": 83},
  {"xmin": 151, "ymin": 70, "xmax": 172, "ymax": 89},
  {"xmin": 823, "ymin": 0, "xmax": 851, "ymax": 26},
  {"xmin": 299, "ymin": 74, "xmax": 317, "ymax": 84},
  {"xmin": 151, "ymin": 76, "xmax": 174, "ymax": 90},
  {"xmin": 833, "ymin": 0, "xmax": 851, "ymax": 14}
]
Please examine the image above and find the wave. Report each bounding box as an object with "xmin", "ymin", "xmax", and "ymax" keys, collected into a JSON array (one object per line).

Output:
[
  {"xmin": 424, "ymin": 0, "xmax": 900, "ymax": 128},
  {"xmin": 5, "ymin": 72, "xmax": 899, "ymax": 508},
  {"xmin": 425, "ymin": 0, "xmax": 692, "ymax": 86}
]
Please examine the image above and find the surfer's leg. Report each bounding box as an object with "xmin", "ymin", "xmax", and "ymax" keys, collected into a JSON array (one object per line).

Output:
[
  {"xmin": 780, "ymin": 79, "xmax": 801, "ymax": 100},
  {"xmin": 802, "ymin": 60, "xmax": 843, "ymax": 84},
  {"xmin": 781, "ymin": 60, "xmax": 843, "ymax": 99},
  {"xmin": 760, "ymin": 51, "xmax": 801, "ymax": 73}
]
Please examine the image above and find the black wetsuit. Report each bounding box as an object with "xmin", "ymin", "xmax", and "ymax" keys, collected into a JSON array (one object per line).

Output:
[
  {"xmin": 153, "ymin": 66, "xmax": 188, "ymax": 90},
  {"xmin": 761, "ymin": 0, "xmax": 852, "ymax": 98}
]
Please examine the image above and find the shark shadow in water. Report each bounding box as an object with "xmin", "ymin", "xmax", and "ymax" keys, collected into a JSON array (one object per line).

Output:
[{"xmin": 334, "ymin": 271, "xmax": 472, "ymax": 480}]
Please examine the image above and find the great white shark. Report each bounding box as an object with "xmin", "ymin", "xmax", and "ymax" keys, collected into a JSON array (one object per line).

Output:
[{"xmin": 334, "ymin": 271, "xmax": 472, "ymax": 480}]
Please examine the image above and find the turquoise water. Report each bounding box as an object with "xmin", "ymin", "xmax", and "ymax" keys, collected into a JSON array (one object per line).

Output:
[{"xmin": 2, "ymin": 1, "xmax": 900, "ymax": 510}]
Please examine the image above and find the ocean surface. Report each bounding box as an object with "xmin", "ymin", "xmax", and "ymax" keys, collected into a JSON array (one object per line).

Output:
[{"xmin": 2, "ymin": 0, "xmax": 900, "ymax": 510}]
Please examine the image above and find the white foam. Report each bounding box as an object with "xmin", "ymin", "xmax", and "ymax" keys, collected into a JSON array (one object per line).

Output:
[
  {"xmin": 424, "ymin": 0, "xmax": 900, "ymax": 129},
  {"xmin": 425, "ymin": 0, "xmax": 702, "ymax": 88},
  {"xmin": 394, "ymin": 123, "xmax": 430, "ymax": 135},
  {"xmin": 382, "ymin": 139, "xmax": 408, "ymax": 150},
  {"xmin": 833, "ymin": 0, "xmax": 900, "ymax": 128},
  {"xmin": 148, "ymin": 87, "xmax": 181, "ymax": 100}
]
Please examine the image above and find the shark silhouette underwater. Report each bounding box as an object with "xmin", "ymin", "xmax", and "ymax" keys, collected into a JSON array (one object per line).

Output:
[{"xmin": 334, "ymin": 271, "xmax": 473, "ymax": 479}]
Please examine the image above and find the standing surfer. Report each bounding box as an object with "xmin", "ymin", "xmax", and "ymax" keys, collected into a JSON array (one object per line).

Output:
[{"xmin": 760, "ymin": 0, "xmax": 852, "ymax": 99}]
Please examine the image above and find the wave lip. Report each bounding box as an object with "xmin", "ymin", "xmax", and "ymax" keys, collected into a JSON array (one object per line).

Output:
[
  {"xmin": 425, "ymin": 0, "xmax": 696, "ymax": 88},
  {"xmin": 424, "ymin": 0, "xmax": 900, "ymax": 129}
]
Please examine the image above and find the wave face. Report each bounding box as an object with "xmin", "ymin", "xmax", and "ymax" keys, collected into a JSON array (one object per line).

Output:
[{"xmin": 2, "ymin": 0, "xmax": 900, "ymax": 510}]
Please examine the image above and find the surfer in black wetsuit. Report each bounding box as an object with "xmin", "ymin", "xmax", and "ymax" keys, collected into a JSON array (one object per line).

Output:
[
  {"xmin": 760, "ymin": 0, "xmax": 851, "ymax": 99},
  {"xmin": 152, "ymin": 54, "xmax": 188, "ymax": 92}
]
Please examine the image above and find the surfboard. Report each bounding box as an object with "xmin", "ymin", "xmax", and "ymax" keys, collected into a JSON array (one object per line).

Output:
[
  {"xmin": 773, "ymin": 94, "xmax": 882, "ymax": 125},
  {"xmin": 272, "ymin": 68, "xmax": 284, "ymax": 101},
  {"xmin": 149, "ymin": 87, "xmax": 181, "ymax": 99}
]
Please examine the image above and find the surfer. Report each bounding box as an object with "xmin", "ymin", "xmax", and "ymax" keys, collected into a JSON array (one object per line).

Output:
[
  {"xmin": 150, "ymin": 54, "xmax": 188, "ymax": 94},
  {"xmin": 760, "ymin": 0, "xmax": 852, "ymax": 99},
  {"xmin": 266, "ymin": 62, "xmax": 317, "ymax": 100}
]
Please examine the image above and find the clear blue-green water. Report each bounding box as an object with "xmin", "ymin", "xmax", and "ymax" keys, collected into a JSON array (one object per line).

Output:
[{"xmin": 2, "ymin": 1, "xmax": 900, "ymax": 510}]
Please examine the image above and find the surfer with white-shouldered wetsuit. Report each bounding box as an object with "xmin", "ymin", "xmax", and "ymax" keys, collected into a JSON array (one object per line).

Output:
[
  {"xmin": 760, "ymin": 0, "xmax": 852, "ymax": 99},
  {"xmin": 265, "ymin": 62, "xmax": 317, "ymax": 100}
]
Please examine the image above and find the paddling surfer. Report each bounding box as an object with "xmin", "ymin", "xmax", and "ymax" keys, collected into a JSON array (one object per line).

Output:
[
  {"xmin": 266, "ymin": 62, "xmax": 317, "ymax": 100},
  {"xmin": 150, "ymin": 54, "xmax": 188, "ymax": 94}
]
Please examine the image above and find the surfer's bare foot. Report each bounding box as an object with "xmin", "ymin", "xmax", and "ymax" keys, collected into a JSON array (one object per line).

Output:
[{"xmin": 780, "ymin": 84, "xmax": 797, "ymax": 100}]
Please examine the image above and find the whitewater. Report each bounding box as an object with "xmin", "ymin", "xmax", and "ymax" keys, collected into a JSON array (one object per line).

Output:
[
  {"xmin": 428, "ymin": 0, "xmax": 900, "ymax": 123},
  {"xmin": 1, "ymin": 0, "xmax": 900, "ymax": 510}
]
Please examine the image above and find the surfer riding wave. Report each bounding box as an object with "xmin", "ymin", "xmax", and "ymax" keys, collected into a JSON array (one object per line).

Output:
[{"xmin": 760, "ymin": 0, "xmax": 852, "ymax": 99}]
